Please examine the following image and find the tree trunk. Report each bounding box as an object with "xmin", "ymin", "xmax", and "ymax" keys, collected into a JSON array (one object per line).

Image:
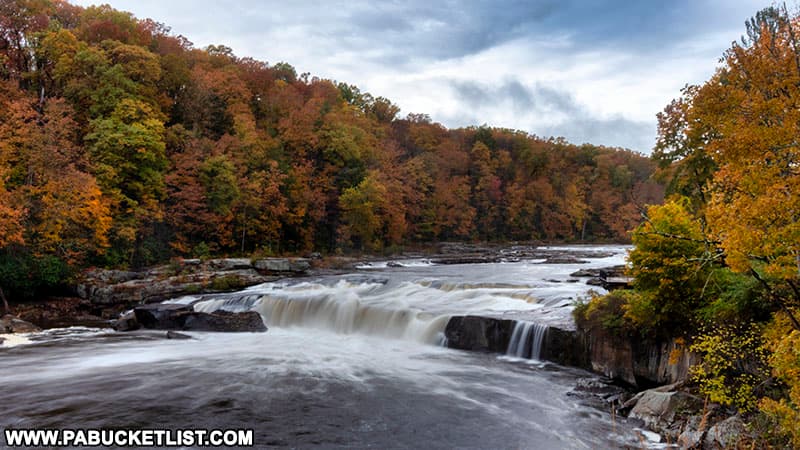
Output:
[{"xmin": 0, "ymin": 286, "xmax": 9, "ymax": 315}]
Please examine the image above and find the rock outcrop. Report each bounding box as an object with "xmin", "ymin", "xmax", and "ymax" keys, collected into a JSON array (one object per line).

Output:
[
  {"xmin": 77, "ymin": 257, "xmax": 310, "ymax": 309},
  {"xmin": 444, "ymin": 316, "xmax": 515, "ymax": 353},
  {"xmin": 627, "ymin": 384, "xmax": 703, "ymax": 431},
  {"xmin": 130, "ymin": 303, "xmax": 267, "ymax": 332},
  {"xmin": 0, "ymin": 314, "xmax": 41, "ymax": 333},
  {"xmin": 444, "ymin": 315, "xmax": 697, "ymax": 388}
]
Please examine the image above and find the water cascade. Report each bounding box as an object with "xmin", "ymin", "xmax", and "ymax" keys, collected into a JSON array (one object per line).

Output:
[
  {"xmin": 506, "ymin": 321, "xmax": 548, "ymax": 359},
  {"xmin": 185, "ymin": 280, "xmax": 452, "ymax": 344}
]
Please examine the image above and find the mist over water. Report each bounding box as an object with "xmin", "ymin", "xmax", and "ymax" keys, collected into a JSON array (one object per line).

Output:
[{"xmin": 0, "ymin": 246, "xmax": 645, "ymax": 449}]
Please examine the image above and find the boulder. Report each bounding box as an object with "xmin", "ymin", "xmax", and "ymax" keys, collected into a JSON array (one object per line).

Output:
[
  {"xmin": 542, "ymin": 255, "xmax": 587, "ymax": 264},
  {"xmin": 0, "ymin": 315, "xmax": 41, "ymax": 333},
  {"xmin": 677, "ymin": 416, "xmax": 705, "ymax": 449},
  {"xmin": 182, "ymin": 310, "xmax": 267, "ymax": 332},
  {"xmin": 253, "ymin": 258, "xmax": 310, "ymax": 273},
  {"xmin": 134, "ymin": 303, "xmax": 193, "ymax": 330},
  {"xmin": 207, "ymin": 258, "xmax": 253, "ymax": 271},
  {"xmin": 253, "ymin": 258, "xmax": 290, "ymax": 272},
  {"xmin": 289, "ymin": 259, "xmax": 311, "ymax": 272},
  {"xmin": 571, "ymin": 268, "xmax": 602, "ymax": 277},
  {"xmin": 111, "ymin": 311, "xmax": 140, "ymax": 331},
  {"xmin": 704, "ymin": 415, "xmax": 747, "ymax": 449},
  {"xmin": 132, "ymin": 303, "xmax": 266, "ymax": 332},
  {"xmin": 444, "ymin": 316, "xmax": 515, "ymax": 353},
  {"xmin": 166, "ymin": 330, "xmax": 192, "ymax": 340},
  {"xmin": 628, "ymin": 388, "xmax": 703, "ymax": 431}
]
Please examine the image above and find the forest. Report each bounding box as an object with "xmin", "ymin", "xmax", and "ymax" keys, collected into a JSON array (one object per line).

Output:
[
  {"xmin": 574, "ymin": 6, "xmax": 800, "ymax": 446},
  {"xmin": 5, "ymin": 0, "xmax": 800, "ymax": 446},
  {"xmin": 0, "ymin": 0, "xmax": 662, "ymax": 299}
]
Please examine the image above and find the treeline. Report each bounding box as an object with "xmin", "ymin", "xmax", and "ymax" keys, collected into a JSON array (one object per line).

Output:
[
  {"xmin": 575, "ymin": 6, "xmax": 800, "ymax": 447},
  {"xmin": 0, "ymin": 0, "xmax": 662, "ymax": 297}
]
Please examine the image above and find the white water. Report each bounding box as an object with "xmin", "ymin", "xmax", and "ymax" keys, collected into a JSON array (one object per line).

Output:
[
  {"xmin": 0, "ymin": 333, "xmax": 32, "ymax": 347},
  {"xmin": 0, "ymin": 245, "xmax": 646, "ymax": 449},
  {"xmin": 169, "ymin": 245, "xmax": 628, "ymax": 346},
  {"xmin": 507, "ymin": 321, "xmax": 549, "ymax": 359}
]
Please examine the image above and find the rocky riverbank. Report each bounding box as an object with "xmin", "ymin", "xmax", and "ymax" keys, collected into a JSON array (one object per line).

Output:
[{"xmin": 443, "ymin": 314, "xmax": 753, "ymax": 447}]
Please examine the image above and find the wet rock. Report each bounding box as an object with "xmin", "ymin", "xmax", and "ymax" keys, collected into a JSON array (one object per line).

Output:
[
  {"xmin": 585, "ymin": 278, "xmax": 605, "ymax": 286},
  {"xmin": 134, "ymin": 304, "xmax": 193, "ymax": 330},
  {"xmin": 444, "ymin": 316, "xmax": 515, "ymax": 353},
  {"xmin": 0, "ymin": 314, "xmax": 41, "ymax": 333},
  {"xmin": 181, "ymin": 259, "xmax": 202, "ymax": 266},
  {"xmin": 112, "ymin": 311, "xmax": 140, "ymax": 331},
  {"xmin": 182, "ymin": 310, "xmax": 266, "ymax": 332},
  {"xmin": 541, "ymin": 255, "xmax": 588, "ymax": 264},
  {"xmin": 704, "ymin": 415, "xmax": 747, "ymax": 449},
  {"xmin": 570, "ymin": 269, "xmax": 602, "ymax": 277},
  {"xmin": 430, "ymin": 256, "xmax": 501, "ymax": 265},
  {"xmin": 386, "ymin": 261, "xmax": 403, "ymax": 268},
  {"xmin": 166, "ymin": 330, "xmax": 192, "ymax": 340},
  {"xmin": 132, "ymin": 303, "xmax": 266, "ymax": 332}
]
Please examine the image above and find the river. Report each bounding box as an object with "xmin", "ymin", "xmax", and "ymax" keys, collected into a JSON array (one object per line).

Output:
[{"xmin": 0, "ymin": 245, "xmax": 651, "ymax": 449}]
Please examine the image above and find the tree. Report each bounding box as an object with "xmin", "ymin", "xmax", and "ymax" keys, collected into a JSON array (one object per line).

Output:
[
  {"xmin": 676, "ymin": 8, "xmax": 800, "ymax": 328},
  {"xmin": 339, "ymin": 173, "xmax": 386, "ymax": 251},
  {"xmin": 85, "ymin": 98, "xmax": 167, "ymax": 262},
  {"xmin": 626, "ymin": 198, "xmax": 712, "ymax": 335}
]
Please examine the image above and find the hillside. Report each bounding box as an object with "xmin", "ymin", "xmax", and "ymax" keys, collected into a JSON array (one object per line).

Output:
[{"xmin": 0, "ymin": 0, "xmax": 662, "ymax": 298}]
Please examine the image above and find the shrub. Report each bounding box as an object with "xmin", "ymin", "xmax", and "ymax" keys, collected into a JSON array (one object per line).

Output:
[
  {"xmin": 0, "ymin": 252, "xmax": 72, "ymax": 300},
  {"xmin": 209, "ymin": 275, "xmax": 245, "ymax": 291},
  {"xmin": 690, "ymin": 323, "xmax": 769, "ymax": 412},
  {"xmin": 573, "ymin": 290, "xmax": 639, "ymax": 336},
  {"xmin": 759, "ymin": 314, "xmax": 800, "ymax": 447}
]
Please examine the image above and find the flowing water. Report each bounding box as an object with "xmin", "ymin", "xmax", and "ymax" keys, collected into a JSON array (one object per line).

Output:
[{"xmin": 0, "ymin": 245, "xmax": 650, "ymax": 449}]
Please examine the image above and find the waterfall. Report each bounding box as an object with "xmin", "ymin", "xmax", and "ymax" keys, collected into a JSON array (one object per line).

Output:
[
  {"xmin": 182, "ymin": 280, "xmax": 452, "ymax": 345},
  {"xmin": 506, "ymin": 321, "xmax": 548, "ymax": 360}
]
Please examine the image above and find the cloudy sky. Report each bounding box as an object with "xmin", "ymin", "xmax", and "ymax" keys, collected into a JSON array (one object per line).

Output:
[{"xmin": 74, "ymin": 0, "xmax": 769, "ymax": 153}]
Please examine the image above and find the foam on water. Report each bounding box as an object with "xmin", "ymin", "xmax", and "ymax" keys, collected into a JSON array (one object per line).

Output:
[{"xmin": 166, "ymin": 245, "xmax": 630, "ymax": 344}]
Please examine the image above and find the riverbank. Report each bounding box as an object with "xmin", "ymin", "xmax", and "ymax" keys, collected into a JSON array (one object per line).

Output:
[
  {"xmin": 4, "ymin": 243, "xmax": 734, "ymax": 446},
  {"xmin": 4, "ymin": 242, "xmax": 624, "ymax": 330}
]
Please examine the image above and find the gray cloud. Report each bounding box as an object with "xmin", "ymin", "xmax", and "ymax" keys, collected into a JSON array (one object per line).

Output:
[
  {"xmin": 448, "ymin": 79, "xmax": 654, "ymax": 151},
  {"xmin": 74, "ymin": 0, "xmax": 769, "ymax": 153}
]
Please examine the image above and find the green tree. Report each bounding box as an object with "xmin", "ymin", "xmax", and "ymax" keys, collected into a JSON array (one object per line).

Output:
[{"xmin": 85, "ymin": 98, "xmax": 167, "ymax": 262}]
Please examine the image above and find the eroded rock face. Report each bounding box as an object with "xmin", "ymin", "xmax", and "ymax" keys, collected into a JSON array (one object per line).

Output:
[
  {"xmin": 444, "ymin": 316, "xmax": 515, "ymax": 353},
  {"xmin": 77, "ymin": 258, "xmax": 311, "ymax": 310},
  {"xmin": 444, "ymin": 315, "xmax": 697, "ymax": 388}
]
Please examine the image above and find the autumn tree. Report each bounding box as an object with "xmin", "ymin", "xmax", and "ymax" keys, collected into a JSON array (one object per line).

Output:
[{"xmin": 85, "ymin": 98, "xmax": 166, "ymax": 264}]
